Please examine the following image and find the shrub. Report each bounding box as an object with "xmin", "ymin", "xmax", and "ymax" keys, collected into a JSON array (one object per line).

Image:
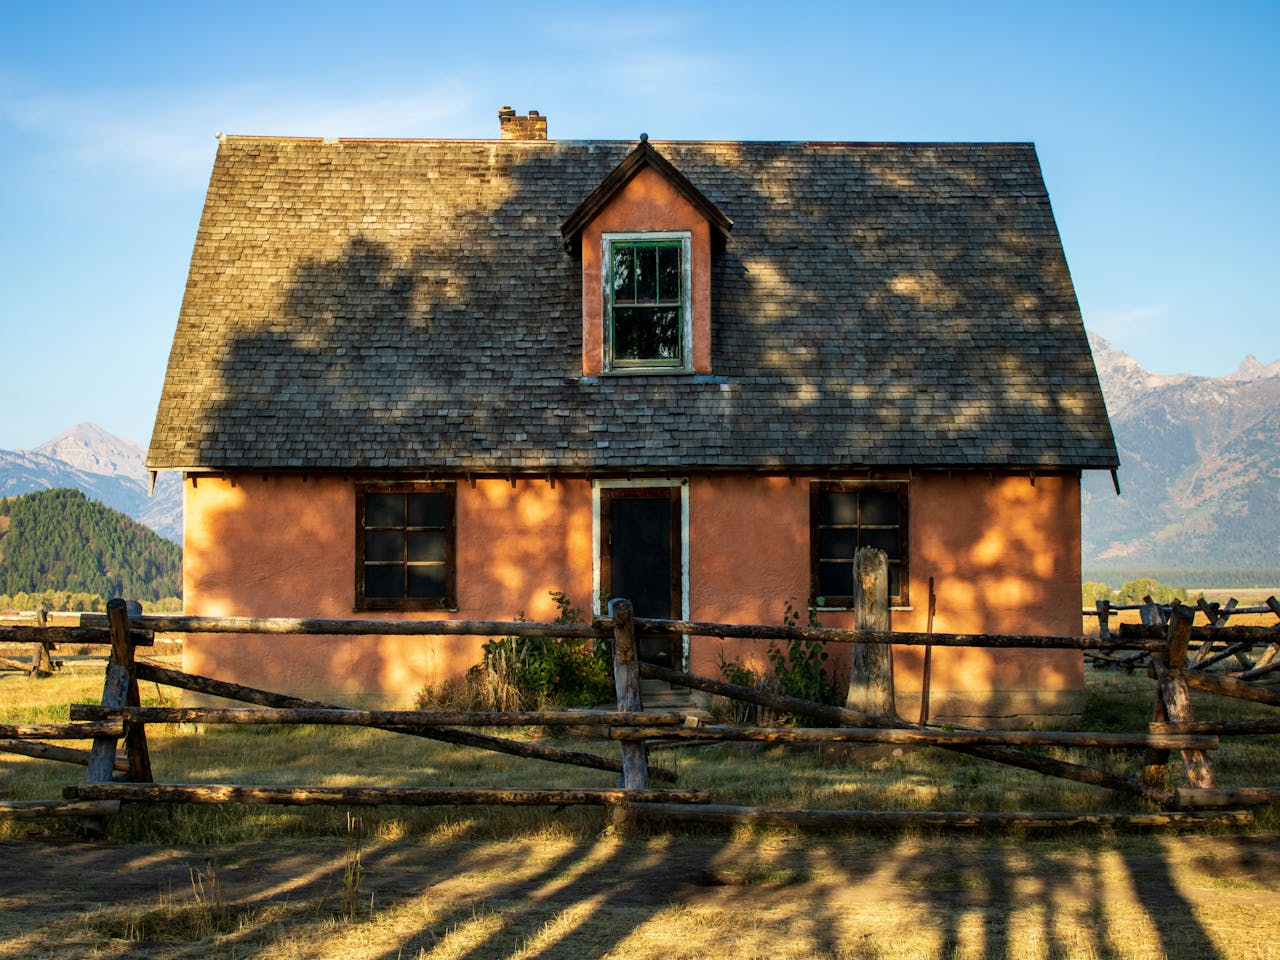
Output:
[
  {"xmin": 765, "ymin": 599, "xmax": 839, "ymax": 723},
  {"xmin": 417, "ymin": 591, "xmax": 613, "ymax": 711}
]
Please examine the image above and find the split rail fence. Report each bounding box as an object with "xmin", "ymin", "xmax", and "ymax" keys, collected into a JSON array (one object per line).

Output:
[
  {"xmin": 1084, "ymin": 594, "xmax": 1280, "ymax": 683},
  {"xmin": 0, "ymin": 608, "xmax": 181, "ymax": 678},
  {"xmin": 2, "ymin": 594, "xmax": 1279, "ymax": 831}
]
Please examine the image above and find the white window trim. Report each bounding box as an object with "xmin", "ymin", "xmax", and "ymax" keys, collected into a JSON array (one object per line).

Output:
[
  {"xmin": 600, "ymin": 231, "xmax": 693, "ymax": 373},
  {"xmin": 592, "ymin": 478, "xmax": 691, "ymax": 670}
]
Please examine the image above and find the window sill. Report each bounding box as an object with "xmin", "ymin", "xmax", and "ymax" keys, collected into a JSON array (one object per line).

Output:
[
  {"xmin": 575, "ymin": 373, "xmax": 727, "ymax": 384},
  {"xmin": 354, "ymin": 606, "xmax": 459, "ymax": 614},
  {"xmin": 812, "ymin": 606, "xmax": 914, "ymax": 613},
  {"xmin": 601, "ymin": 367, "xmax": 693, "ymax": 377}
]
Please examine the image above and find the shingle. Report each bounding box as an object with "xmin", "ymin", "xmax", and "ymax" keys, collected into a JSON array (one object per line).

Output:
[{"xmin": 148, "ymin": 137, "xmax": 1117, "ymax": 472}]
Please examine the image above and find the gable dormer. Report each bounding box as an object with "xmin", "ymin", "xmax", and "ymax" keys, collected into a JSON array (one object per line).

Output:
[{"xmin": 562, "ymin": 138, "xmax": 731, "ymax": 377}]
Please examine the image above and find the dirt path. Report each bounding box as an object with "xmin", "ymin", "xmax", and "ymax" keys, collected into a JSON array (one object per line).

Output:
[{"xmin": 2, "ymin": 832, "xmax": 1279, "ymax": 959}]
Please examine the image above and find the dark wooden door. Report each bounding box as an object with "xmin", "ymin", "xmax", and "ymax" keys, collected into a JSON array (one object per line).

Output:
[{"xmin": 601, "ymin": 487, "xmax": 681, "ymax": 668}]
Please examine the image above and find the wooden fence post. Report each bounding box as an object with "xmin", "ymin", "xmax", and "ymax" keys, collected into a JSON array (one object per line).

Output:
[
  {"xmin": 609, "ymin": 598, "xmax": 649, "ymax": 794},
  {"xmin": 85, "ymin": 599, "xmax": 152, "ymax": 787},
  {"xmin": 1142, "ymin": 692, "xmax": 1170, "ymax": 787},
  {"xmin": 918, "ymin": 577, "xmax": 935, "ymax": 726},
  {"xmin": 846, "ymin": 547, "xmax": 895, "ymax": 719},
  {"xmin": 1095, "ymin": 600, "xmax": 1111, "ymax": 642},
  {"xmin": 28, "ymin": 608, "xmax": 53, "ymax": 678},
  {"xmin": 1150, "ymin": 603, "xmax": 1214, "ymax": 789},
  {"xmin": 1247, "ymin": 597, "xmax": 1280, "ymax": 677},
  {"xmin": 1140, "ymin": 596, "xmax": 1165, "ymax": 628}
]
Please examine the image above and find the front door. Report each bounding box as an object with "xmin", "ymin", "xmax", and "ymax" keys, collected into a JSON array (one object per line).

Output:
[{"xmin": 600, "ymin": 486, "xmax": 682, "ymax": 668}]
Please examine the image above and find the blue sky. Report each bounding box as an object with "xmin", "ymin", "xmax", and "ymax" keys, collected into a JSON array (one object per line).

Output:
[{"xmin": 1, "ymin": 0, "xmax": 1276, "ymax": 450}]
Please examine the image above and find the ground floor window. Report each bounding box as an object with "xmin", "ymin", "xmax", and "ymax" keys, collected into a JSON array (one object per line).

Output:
[
  {"xmin": 355, "ymin": 483, "xmax": 455, "ymax": 611},
  {"xmin": 811, "ymin": 482, "xmax": 908, "ymax": 607}
]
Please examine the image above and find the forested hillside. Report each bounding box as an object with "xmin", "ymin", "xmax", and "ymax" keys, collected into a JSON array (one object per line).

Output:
[{"xmin": 0, "ymin": 489, "xmax": 181, "ymax": 603}]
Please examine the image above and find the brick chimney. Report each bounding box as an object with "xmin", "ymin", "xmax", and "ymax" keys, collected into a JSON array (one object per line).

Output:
[{"xmin": 498, "ymin": 105, "xmax": 548, "ymax": 140}]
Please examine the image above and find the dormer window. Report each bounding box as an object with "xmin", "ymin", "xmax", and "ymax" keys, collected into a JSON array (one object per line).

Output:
[
  {"xmin": 561, "ymin": 139, "xmax": 731, "ymax": 378},
  {"xmin": 605, "ymin": 233, "xmax": 691, "ymax": 369}
]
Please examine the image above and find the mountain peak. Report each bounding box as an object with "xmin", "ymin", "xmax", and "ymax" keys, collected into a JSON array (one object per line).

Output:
[
  {"xmin": 1083, "ymin": 330, "xmax": 1280, "ymax": 570},
  {"xmin": 1086, "ymin": 332, "xmax": 1186, "ymax": 415},
  {"xmin": 2, "ymin": 425, "xmax": 180, "ymax": 543},
  {"xmin": 1226, "ymin": 354, "xmax": 1280, "ymax": 381},
  {"xmin": 33, "ymin": 423, "xmax": 146, "ymax": 478}
]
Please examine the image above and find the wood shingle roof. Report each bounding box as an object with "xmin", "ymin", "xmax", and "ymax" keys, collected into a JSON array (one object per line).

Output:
[{"xmin": 147, "ymin": 136, "xmax": 1118, "ymax": 473}]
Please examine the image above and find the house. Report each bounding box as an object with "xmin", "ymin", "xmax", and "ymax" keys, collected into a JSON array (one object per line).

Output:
[{"xmin": 147, "ymin": 106, "xmax": 1118, "ymax": 723}]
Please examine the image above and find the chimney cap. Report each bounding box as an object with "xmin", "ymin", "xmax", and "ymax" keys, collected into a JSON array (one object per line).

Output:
[{"xmin": 498, "ymin": 105, "xmax": 548, "ymax": 140}]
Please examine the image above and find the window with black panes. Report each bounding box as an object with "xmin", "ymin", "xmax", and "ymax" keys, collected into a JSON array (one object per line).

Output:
[
  {"xmin": 356, "ymin": 484, "xmax": 455, "ymax": 610},
  {"xmin": 811, "ymin": 483, "xmax": 908, "ymax": 607}
]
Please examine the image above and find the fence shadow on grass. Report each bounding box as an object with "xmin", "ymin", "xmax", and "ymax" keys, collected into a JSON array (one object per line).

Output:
[{"xmin": 1, "ymin": 808, "xmax": 1261, "ymax": 958}]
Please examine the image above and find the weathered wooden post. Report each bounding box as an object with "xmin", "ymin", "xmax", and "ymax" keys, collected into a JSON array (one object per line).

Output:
[
  {"xmin": 1142, "ymin": 691, "xmax": 1170, "ymax": 787},
  {"xmin": 1139, "ymin": 595, "xmax": 1165, "ymax": 628},
  {"xmin": 846, "ymin": 547, "xmax": 895, "ymax": 719},
  {"xmin": 609, "ymin": 597, "xmax": 649, "ymax": 819},
  {"xmin": 1237, "ymin": 596, "xmax": 1280, "ymax": 679},
  {"xmin": 1095, "ymin": 599, "xmax": 1111, "ymax": 642},
  {"xmin": 28, "ymin": 608, "xmax": 53, "ymax": 678},
  {"xmin": 85, "ymin": 599, "xmax": 152, "ymax": 786},
  {"xmin": 918, "ymin": 577, "xmax": 936, "ymax": 726},
  {"xmin": 1150, "ymin": 602, "xmax": 1214, "ymax": 790}
]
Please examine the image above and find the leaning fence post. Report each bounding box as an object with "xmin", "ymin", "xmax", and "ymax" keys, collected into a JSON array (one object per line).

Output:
[
  {"xmin": 85, "ymin": 599, "xmax": 152, "ymax": 787},
  {"xmin": 1150, "ymin": 602, "xmax": 1214, "ymax": 792},
  {"xmin": 609, "ymin": 598, "xmax": 649, "ymax": 795},
  {"xmin": 846, "ymin": 547, "xmax": 895, "ymax": 719}
]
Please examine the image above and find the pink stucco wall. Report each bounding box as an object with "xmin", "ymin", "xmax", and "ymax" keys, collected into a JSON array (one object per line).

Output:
[
  {"xmin": 687, "ymin": 472, "xmax": 1083, "ymax": 723},
  {"xmin": 184, "ymin": 470, "xmax": 1083, "ymax": 719},
  {"xmin": 184, "ymin": 476, "xmax": 592, "ymax": 705}
]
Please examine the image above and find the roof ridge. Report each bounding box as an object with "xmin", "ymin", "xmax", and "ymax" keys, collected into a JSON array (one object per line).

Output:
[{"xmin": 215, "ymin": 134, "xmax": 1036, "ymax": 148}]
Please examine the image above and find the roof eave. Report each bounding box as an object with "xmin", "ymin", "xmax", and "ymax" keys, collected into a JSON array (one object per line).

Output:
[{"xmin": 559, "ymin": 140, "xmax": 733, "ymax": 246}]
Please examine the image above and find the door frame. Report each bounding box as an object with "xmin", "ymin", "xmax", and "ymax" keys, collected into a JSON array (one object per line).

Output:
[{"xmin": 592, "ymin": 478, "xmax": 690, "ymax": 670}]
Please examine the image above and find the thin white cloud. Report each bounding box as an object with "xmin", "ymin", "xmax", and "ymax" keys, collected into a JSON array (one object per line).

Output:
[
  {"xmin": 607, "ymin": 50, "xmax": 731, "ymax": 98},
  {"xmin": 0, "ymin": 80, "xmax": 479, "ymax": 189},
  {"xmin": 544, "ymin": 14, "xmax": 692, "ymax": 45},
  {"xmin": 539, "ymin": 13, "xmax": 734, "ymax": 111}
]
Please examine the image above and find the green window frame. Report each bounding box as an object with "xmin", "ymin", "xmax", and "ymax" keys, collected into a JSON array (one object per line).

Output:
[
  {"xmin": 604, "ymin": 233, "xmax": 689, "ymax": 369},
  {"xmin": 355, "ymin": 483, "xmax": 456, "ymax": 611},
  {"xmin": 810, "ymin": 482, "xmax": 909, "ymax": 607}
]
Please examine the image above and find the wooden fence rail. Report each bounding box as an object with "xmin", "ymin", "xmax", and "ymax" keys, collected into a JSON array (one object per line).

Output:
[
  {"xmin": 131, "ymin": 660, "xmax": 681, "ymax": 783},
  {"xmin": 78, "ymin": 611, "xmax": 1164, "ymax": 650},
  {"xmin": 1083, "ymin": 594, "xmax": 1280, "ymax": 679},
  {"xmin": 5, "ymin": 589, "xmax": 1278, "ymax": 830}
]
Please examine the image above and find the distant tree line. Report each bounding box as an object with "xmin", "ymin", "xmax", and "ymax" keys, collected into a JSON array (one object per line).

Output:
[
  {"xmin": 1083, "ymin": 568, "xmax": 1280, "ymax": 590},
  {"xmin": 0, "ymin": 592, "xmax": 182, "ymax": 614},
  {"xmin": 1081, "ymin": 578, "xmax": 1201, "ymax": 608},
  {"xmin": 0, "ymin": 489, "xmax": 182, "ymax": 607}
]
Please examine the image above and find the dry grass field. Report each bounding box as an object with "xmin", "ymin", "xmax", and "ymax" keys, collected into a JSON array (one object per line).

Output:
[{"xmin": 2, "ymin": 648, "xmax": 1279, "ymax": 958}]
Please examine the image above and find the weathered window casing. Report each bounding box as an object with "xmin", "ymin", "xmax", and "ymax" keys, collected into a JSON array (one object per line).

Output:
[
  {"xmin": 355, "ymin": 483, "xmax": 456, "ymax": 611},
  {"xmin": 811, "ymin": 482, "xmax": 909, "ymax": 607},
  {"xmin": 603, "ymin": 233, "xmax": 691, "ymax": 369}
]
